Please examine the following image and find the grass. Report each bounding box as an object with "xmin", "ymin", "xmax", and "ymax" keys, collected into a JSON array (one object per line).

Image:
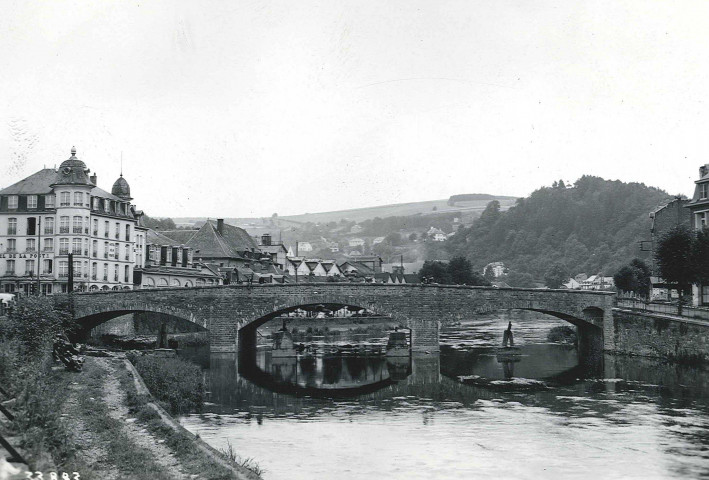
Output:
[
  {"xmin": 76, "ymin": 361, "xmax": 175, "ymax": 480},
  {"xmin": 126, "ymin": 353, "xmax": 204, "ymax": 415},
  {"xmin": 221, "ymin": 440, "xmax": 265, "ymax": 477},
  {"xmin": 119, "ymin": 361, "xmax": 262, "ymax": 479}
]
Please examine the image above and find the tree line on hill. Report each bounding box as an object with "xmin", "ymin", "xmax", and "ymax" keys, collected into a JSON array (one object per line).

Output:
[{"xmin": 435, "ymin": 176, "xmax": 673, "ymax": 286}]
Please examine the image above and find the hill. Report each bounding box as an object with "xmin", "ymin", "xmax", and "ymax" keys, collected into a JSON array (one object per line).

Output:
[
  {"xmin": 171, "ymin": 194, "xmax": 517, "ymax": 227},
  {"xmin": 439, "ymin": 176, "xmax": 672, "ymax": 285},
  {"xmin": 276, "ymin": 195, "xmax": 517, "ymax": 225}
]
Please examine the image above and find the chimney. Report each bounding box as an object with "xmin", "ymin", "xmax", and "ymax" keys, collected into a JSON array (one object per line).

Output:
[
  {"xmin": 90, "ymin": 173, "xmax": 97, "ymax": 185},
  {"xmin": 217, "ymin": 218, "xmax": 224, "ymax": 235},
  {"xmin": 700, "ymin": 164, "xmax": 709, "ymax": 179},
  {"xmin": 261, "ymin": 233, "xmax": 272, "ymax": 246}
]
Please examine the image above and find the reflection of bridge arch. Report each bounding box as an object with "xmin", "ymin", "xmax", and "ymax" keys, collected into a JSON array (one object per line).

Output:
[{"xmin": 238, "ymin": 356, "xmax": 408, "ymax": 399}]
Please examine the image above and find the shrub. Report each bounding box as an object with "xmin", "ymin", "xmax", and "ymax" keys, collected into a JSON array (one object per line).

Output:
[
  {"xmin": 128, "ymin": 354, "xmax": 204, "ymax": 415},
  {"xmin": 547, "ymin": 326, "xmax": 577, "ymax": 344}
]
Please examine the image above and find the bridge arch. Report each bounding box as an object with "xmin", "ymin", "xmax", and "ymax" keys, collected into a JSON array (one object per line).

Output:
[{"xmin": 73, "ymin": 301, "xmax": 208, "ymax": 334}]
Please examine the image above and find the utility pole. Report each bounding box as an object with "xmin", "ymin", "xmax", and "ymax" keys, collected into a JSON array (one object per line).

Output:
[
  {"xmin": 36, "ymin": 217, "xmax": 41, "ymax": 296},
  {"xmin": 68, "ymin": 252, "xmax": 74, "ymax": 293}
]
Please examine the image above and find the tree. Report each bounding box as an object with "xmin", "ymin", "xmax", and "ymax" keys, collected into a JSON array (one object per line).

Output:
[
  {"xmin": 408, "ymin": 232, "xmax": 418, "ymax": 242},
  {"xmin": 419, "ymin": 261, "xmax": 450, "ymax": 284},
  {"xmin": 544, "ymin": 263, "xmax": 567, "ymax": 289},
  {"xmin": 655, "ymin": 225, "xmax": 696, "ymax": 314},
  {"xmin": 613, "ymin": 259, "xmax": 651, "ymax": 298},
  {"xmin": 384, "ymin": 232, "xmax": 403, "ymax": 246},
  {"xmin": 693, "ymin": 228, "xmax": 709, "ymax": 286},
  {"xmin": 448, "ymin": 256, "xmax": 474, "ymax": 285}
]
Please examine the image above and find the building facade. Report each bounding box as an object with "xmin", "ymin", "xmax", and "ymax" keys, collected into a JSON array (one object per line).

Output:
[
  {"xmin": 687, "ymin": 164, "xmax": 709, "ymax": 305},
  {"xmin": 0, "ymin": 148, "xmax": 140, "ymax": 294}
]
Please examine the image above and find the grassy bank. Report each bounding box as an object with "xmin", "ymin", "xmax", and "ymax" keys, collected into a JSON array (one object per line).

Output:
[{"xmin": 122, "ymin": 356, "xmax": 262, "ymax": 478}]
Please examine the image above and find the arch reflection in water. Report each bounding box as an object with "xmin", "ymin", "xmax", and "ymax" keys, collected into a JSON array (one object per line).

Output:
[{"xmin": 238, "ymin": 350, "xmax": 412, "ymax": 398}]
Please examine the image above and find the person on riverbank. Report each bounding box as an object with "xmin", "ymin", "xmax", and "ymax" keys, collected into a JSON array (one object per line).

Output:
[{"xmin": 502, "ymin": 322, "xmax": 514, "ymax": 347}]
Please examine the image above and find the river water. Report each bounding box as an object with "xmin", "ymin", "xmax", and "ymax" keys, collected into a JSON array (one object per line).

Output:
[{"xmin": 179, "ymin": 314, "xmax": 709, "ymax": 479}]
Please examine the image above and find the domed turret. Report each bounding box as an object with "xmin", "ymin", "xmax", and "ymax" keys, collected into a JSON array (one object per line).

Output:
[
  {"xmin": 112, "ymin": 174, "xmax": 132, "ymax": 200},
  {"xmin": 53, "ymin": 146, "xmax": 92, "ymax": 186}
]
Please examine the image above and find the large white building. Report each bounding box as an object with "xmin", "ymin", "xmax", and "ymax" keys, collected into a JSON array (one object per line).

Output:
[{"xmin": 0, "ymin": 147, "xmax": 141, "ymax": 294}]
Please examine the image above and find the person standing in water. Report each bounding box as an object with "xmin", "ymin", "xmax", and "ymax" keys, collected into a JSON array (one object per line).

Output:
[{"xmin": 502, "ymin": 321, "xmax": 514, "ymax": 347}]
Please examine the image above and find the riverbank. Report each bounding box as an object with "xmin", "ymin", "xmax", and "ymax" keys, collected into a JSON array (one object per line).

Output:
[{"xmin": 53, "ymin": 355, "xmax": 260, "ymax": 480}]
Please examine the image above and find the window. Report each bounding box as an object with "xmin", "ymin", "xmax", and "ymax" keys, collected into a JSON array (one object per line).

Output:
[
  {"xmin": 104, "ymin": 221, "xmax": 109, "ymax": 238},
  {"xmin": 92, "ymin": 263, "xmax": 97, "ymax": 280},
  {"xmin": 7, "ymin": 218, "xmax": 17, "ymax": 235},
  {"xmin": 115, "ymin": 222, "xmax": 120, "ymax": 239},
  {"xmin": 74, "ymin": 192, "xmax": 83, "ymax": 206},
  {"xmin": 59, "ymin": 238, "xmax": 69, "ymax": 255},
  {"xmin": 43, "ymin": 238, "xmax": 53, "ymax": 252},
  {"xmin": 60, "ymin": 216, "xmax": 69, "ymax": 233},
  {"xmin": 125, "ymin": 244, "xmax": 130, "ymax": 261},
  {"xmin": 27, "ymin": 195, "xmax": 37, "ymax": 209},
  {"xmin": 6, "ymin": 260, "xmax": 15, "ymax": 274},
  {"xmin": 25, "ymin": 259, "xmax": 35, "ymax": 275},
  {"xmin": 85, "ymin": 216, "xmax": 89, "ymax": 234},
  {"xmin": 26, "ymin": 239, "xmax": 36, "ymax": 252},
  {"xmin": 103, "ymin": 263, "xmax": 108, "ymax": 281},
  {"xmin": 60, "ymin": 192, "xmax": 70, "ymax": 207},
  {"xmin": 104, "ymin": 241, "xmax": 109, "ymax": 258},
  {"xmin": 72, "ymin": 238, "xmax": 81, "ymax": 254},
  {"xmin": 92, "ymin": 240, "xmax": 98, "ymax": 257},
  {"xmin": 7, "ymin": 239, "xmax": 16, "ymax": 252},
  {"xmin": 93, "ymin": 219, "xmax": 98, "ymax": 236},
  {"xmin": 702, "ymin": 183, "xmax": 708, "ymax": 200},
  {"xmin": 85, "ymin": 193, "xmax": 90, "ymax": 206},
  {"xmin": 8, "ymin": 196, "xmax": 18, "ymax": 209},
  {"xmin": 59, "ymin": 261, "xmax": 68, "ymax": 277},
  {"xmin": 43, "ymin": 259, "xmax": 53, "ymax": 274},
  {"xmin": 73, "ymin": 261, "xmax": 81, "ymax": 276},
  {"xmin": 103, "ymin": 200, "xmax": 110, "ymax": 213},
  {"xmin": 125, "ymin": 224, "xmax": 131, "ymax": 241},
  {"xmin": 26, "ymin": 217, "xmax": 36, "ymax": 235},
  {"xmin": 113, "ymin": 264, "xmax": 119, "ymax": 282},
  {"xmin": 45, "ymin": 195, "xmax": 55, "ymax": 209},
  {"xmin": 124, "ymin": 265, "xmax": 130, "ymax": 283},
  {"xmin": 73, "ymin": 216, "xmax": 82, "ymax": 233},
  {"xmin": 44, "ymin": 217, "xmax": 54, "ymax": 234},
  {"xmin": 92, "ymin": 197, "xmax": 99, "ymax": 210}
]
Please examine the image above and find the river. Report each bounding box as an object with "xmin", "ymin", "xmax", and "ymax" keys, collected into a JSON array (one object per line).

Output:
[{"xmin": 178, "ymin": 314, "xmax": 709, "ymax": 479}]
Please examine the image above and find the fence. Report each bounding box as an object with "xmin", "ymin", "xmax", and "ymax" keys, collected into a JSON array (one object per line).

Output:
[
  {"xmin": 0, "ymin": 385, "xmax": 27, "ymax": 465},
  {"xmin": 615, "ymin": 297, "xmax": 709, "ymax": 322}
]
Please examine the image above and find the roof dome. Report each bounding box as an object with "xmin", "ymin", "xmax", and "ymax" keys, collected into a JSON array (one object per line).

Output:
[
  {"xmin": 59, "ymin": 146, "xmax": 87, "ymax": 170},
  {"xmin": 54, "ymin": 146, "xmax": 92, "ymax": 186},
  {"xmin": 111, "ymin": 174, "xmax": 131, "ymax": 200}
]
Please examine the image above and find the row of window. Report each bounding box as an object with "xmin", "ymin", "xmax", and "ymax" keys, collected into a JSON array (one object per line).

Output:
[
  {"xmin": 5, "ymin": 217, "xmax": 131, "ymax": 240},
  {"xmin": 3, "ymin": 237, "xmax": 133, "ymax": 261},
  {"xmin": 5, "ymin": 193, "xmax": 131, "ymax": 216},
  {"xmin": 3, "ymin": 259, "xmax": 131, "ymax": 282}
]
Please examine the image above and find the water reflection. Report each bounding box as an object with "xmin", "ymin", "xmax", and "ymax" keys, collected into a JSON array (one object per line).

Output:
[{"xmin": 178, "ymin": 316, "xmax": 709, "ymax": 480}]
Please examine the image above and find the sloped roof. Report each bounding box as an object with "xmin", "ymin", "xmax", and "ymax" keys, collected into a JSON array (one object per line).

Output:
[
  {"xmin": 0, "ymin": 169, "xmax": 57, "ymax": 195},
  {"xmin": 159, "ymin": 229, "xmax": 199, "ymax": 245},
  {"xmin": 185, "ymin": 222, "xmax": 239, "ymax": 259},
  {"xmin": 146, "ymin": 228, "xmax": 180, "ymax": 246},
  {"xmin": 207, "ymin": 220, "xmax": 259, "ymax": 253}
]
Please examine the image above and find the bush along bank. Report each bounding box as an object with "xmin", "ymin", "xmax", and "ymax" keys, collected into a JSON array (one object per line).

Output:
[
  {"xmin": 0, "ymin": 297, "xmax": 83, "ymax": 472},
  {"xmin": 123, "ymin": 354, "xmax": 262, "ymax": 479}
]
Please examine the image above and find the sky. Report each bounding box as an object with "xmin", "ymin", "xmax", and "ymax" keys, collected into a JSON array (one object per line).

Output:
[{"xmin": 1, "ymin": 1, "xmax": 708, "ymax": 218}]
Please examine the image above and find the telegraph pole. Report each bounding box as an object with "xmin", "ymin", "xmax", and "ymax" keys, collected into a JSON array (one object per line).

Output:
[{"xmin": 36, "ymin": 217, "xmax": 41, "ymax": 295}]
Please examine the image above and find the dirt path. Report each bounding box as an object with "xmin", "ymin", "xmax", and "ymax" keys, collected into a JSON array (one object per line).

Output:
[
  {"xmin": 96, "ymin": 357, "xmax": 190, "ymax": 480},
  {"xmin": 61, "ymin": 370, "xmax": 120, "ymax": 480}
]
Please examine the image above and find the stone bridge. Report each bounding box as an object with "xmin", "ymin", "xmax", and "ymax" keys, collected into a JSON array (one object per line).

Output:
[{"xmin": 67, "ymin": 283, "xmax": 616, "ymax": 353}]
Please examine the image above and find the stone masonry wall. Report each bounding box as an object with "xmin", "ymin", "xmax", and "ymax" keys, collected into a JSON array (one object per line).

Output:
[{"xmin": 612, "ymin": 308, "xmax": 709, "ymax": 361}]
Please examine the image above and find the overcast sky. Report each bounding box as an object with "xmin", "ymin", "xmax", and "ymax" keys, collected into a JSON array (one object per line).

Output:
[{"xmin": 1, "ymin": 1, "xmax": 707, "ymax": 217}]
